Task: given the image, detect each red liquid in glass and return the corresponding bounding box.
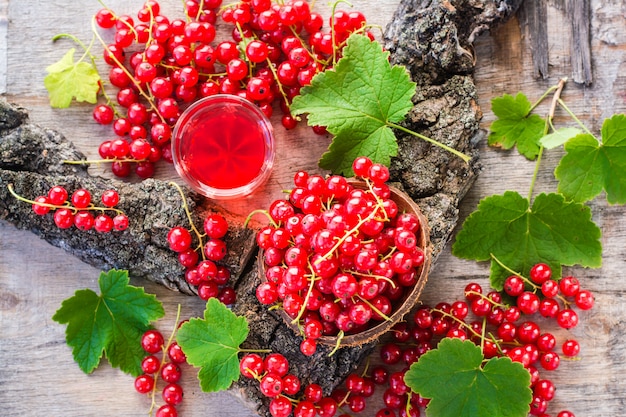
[178,103,268,190]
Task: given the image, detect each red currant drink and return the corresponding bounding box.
[172,95,275,199]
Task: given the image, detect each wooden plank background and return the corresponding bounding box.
[1,1,625,416]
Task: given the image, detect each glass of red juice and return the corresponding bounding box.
[171,94,275,199]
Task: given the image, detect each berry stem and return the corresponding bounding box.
[328,331,345,357]
[244,209,278,228]
[169,182,207,260]
[7,183,124,215]
[63,158,146,165]
[149,304,183,415]
[356,295,392,321]
[329,0,354,66]
[315,181,388,264]
[292,269,318,325]
[431,307,484,340]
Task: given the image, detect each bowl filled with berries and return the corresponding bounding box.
[253,157,431,354]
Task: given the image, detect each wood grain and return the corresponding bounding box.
[1,1,626,416]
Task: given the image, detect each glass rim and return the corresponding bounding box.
[171,94,275,200]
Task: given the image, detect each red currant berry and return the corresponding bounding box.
[529,263,552,284]
[101,190,120,207]
[204,238,227,261]
[197,281,219,300]
[167,342,187,364]
[95,8,116,28]
[74,211,95,231]
[162,382,184,406]
[562,339,580,357]
[503,275,525,296]
[281,374,301,396]
[539,351,560,371]
[161,362,182,383]
[538,298,560,318]
[167,226,193,252]
[155,405,178,417]
[93,104,115,125]
[368,163,390,185]
[53,208,75,229]
[71,188,91,209]
[134,374,155,394]
[534,379,556,401]
[556,308,579,329]
[113,214,129,231]
[260,372,284,397]
[240,353,265,378]
[48,185,69,205]
[141,355,160,374]
[264,353,289,376]
[300,338,317,356]
[517,321,541,344]
[559,276,580,297]
[464,282,483,301]
[352,156,373,177]
[269,396,292,417]
[94,214,114,233]
[246,40,269,63]
[203,213,228,238]
[141,330,164,353]
[517,291,540,315]
[380,343,402,365]
[32,196,52,215]
[575,289,595,310]
[541,279,559,298]
[536,332,557,352]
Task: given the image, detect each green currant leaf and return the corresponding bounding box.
[44,48,101,108]
[290,33,416,176]
[555,114,626,204]
[488,93,546,160]
[451,191,602,289]
[176,298,249,392]
[539,127,582,149]
[52,269,165,376]
[405,338,532,417]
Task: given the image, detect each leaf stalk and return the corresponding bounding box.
[387,121,472,163]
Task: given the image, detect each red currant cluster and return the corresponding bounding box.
[366,263,589,417]
[329,366,426,417]
[253,156,427,356]
[166,211,236,304]
[239,351,341,417]
[92,0,370,178]
[135,329,187,417]
[239,348,425,417]
[502,263,594,329]
[19,184,129,232]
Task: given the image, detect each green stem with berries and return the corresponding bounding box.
[7,183,124,215]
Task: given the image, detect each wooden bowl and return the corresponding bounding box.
[258,179,431,347]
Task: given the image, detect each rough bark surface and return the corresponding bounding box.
[384,0,521,262]
[0,100,256,295]
[0,1,524,416]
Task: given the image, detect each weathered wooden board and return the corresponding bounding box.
[1,1,626,417]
